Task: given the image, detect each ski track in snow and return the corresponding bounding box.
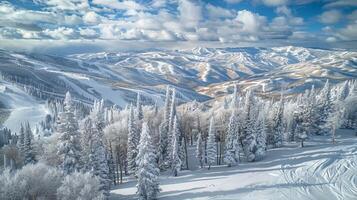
[110,129,357,200]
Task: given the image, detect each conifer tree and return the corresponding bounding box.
[23,122,36,165]
[241,90,257,162]
[255,114,267,161]
[56,92,81,174]
[165,88,176,166]
[89,123,111,198]
[224,111,239,167]
[136,122,160,200]
[136,92,144,121]
[127,104,139,175]
[158,86,171,168]
[316,80,333,134]
[196,132,204,168]
[206,117,217,169]
[171,116,181,176]
[271,96,284,148]
[179,137,187,170]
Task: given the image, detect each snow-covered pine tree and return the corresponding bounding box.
[79,117,93,171]
[255,113,267,161]
[337,80,349,101]
[127,104,139,176]
[89,122,111,198]
[196,132,204,168]
[206,117,217,169]
[158,86,171,169]
[165,88,176,167]
[136,92,144,121]
[241,90,257,162]
[136,122,160,200]
[270,95,284,148]
[171,116,181,176]
[56,92,81,174]
[23,122,36,165]
[224,111,239,167]
[316,80,333,134]
[179,137,187,170]
[17,123,25,155]
[230,85,239,109]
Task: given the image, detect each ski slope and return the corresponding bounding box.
[0,81,49,133]
[110,129,357,200]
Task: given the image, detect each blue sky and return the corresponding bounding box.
[0,0,356,54]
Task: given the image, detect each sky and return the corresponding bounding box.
[0,0,356,55]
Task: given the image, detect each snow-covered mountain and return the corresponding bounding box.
[0,46,356,109]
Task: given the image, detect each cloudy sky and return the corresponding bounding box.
[0,0,356,54]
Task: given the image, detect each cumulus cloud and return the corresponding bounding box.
[83,11,101,24]
[206,4,234,19]
[319,10,342,24]
[260,0,289,7]
[34,0,89,11]
[178,0,202,29]
[43,27,78,39]
[236,10,266,33]
[92,0,145,11]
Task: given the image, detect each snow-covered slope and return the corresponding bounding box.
[111,129,357,200]
[0,46,355,114]
[0,80,49,133]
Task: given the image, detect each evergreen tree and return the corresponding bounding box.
[196,132,204,168]
[17,123,25,154]
[271,96,284,148]
[255,114,267,161]
[241,90,257,162]
[165,88,176,167]
[337,80,349,101]
[136,122,160,200]
[179,137,187,170]
[136,92,144,121]
[89,123,111,198]
[206,117,217,169]
[171,116,181,176]
[230,84,239,109]
[56,92,81,174]
[224,111,239,167]
[158,86,171,169]
[127,104,139,175]
[316,80,333,134]
[79,117,93,171]
[23,122,36,165]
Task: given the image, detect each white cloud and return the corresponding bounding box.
[236,10,266,33]
[324,0,357,8]
[34,0,89,11]
[44,27,78,39]
[83,11,101,24]
[92,0,145,11]
[337,23,357,40]
[261,0,289,7]
[326,36,337,42]
[206,4,234,19]
[178,0,202,29]
[319,10,342,24]
[79,28,98,38]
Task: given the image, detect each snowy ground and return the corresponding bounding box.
[0,81,49,133]
[111,129,357,200]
